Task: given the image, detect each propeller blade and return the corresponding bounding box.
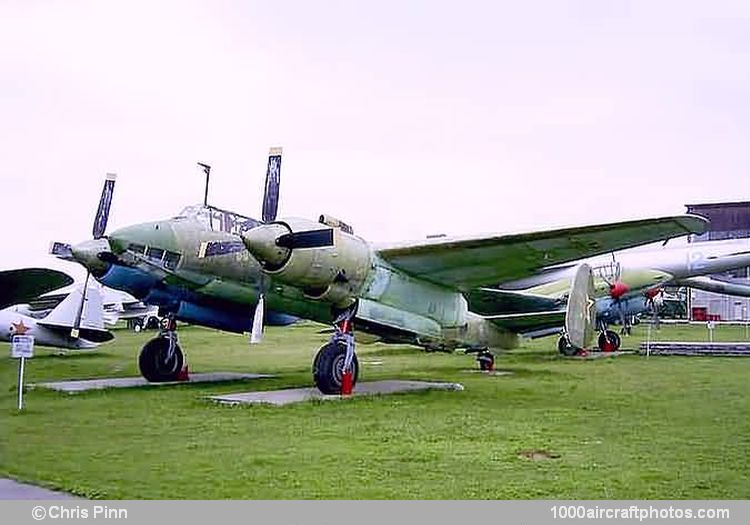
[261,147,282,223]
[250,294,264,344]
[49,241,74,261]
[197,240,246,258]
[276,228,334,249]
[92,173,117,239]
[71,271,91,338]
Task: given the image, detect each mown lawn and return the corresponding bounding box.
[1,322,749,499]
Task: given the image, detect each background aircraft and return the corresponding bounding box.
[16,284,161,331]
[485,238,750,352]
[1,269,113,350]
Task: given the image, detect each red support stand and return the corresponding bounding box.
[341,370,353,396]
[338,317,354,396]
[177,364,190,382]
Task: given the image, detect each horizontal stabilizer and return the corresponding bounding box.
[467,288,563,316]
[485,310,566,335]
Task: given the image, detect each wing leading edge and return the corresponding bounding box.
[377,215,708,291]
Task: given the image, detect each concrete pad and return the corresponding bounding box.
[35,372,273,393]
[566,351,632,360]
[212,380,464,406]
[464,369,513,376]
[0,479,80,500]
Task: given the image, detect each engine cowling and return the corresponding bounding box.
[242,217,372,308]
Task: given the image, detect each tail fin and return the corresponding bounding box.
[564,263,596,350]
[38,284,114,343]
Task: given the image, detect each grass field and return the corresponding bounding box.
[1,322,749,499]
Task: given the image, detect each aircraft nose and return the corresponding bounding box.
[71,238,112,275]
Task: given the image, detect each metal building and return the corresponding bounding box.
[686,201,750,321]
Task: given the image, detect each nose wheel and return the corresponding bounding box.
[138,314,188,382]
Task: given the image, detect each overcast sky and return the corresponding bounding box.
[1,1,748,279]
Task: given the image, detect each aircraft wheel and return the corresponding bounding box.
[138,337,184,382]
[313,341,359,395]
[557,335,578,356]
[477,351,495,371]
[597,330,621,352]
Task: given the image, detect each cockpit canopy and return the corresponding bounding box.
[174,205,261,235]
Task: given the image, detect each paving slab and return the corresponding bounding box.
[567,350,632,360]
[35,372,274,393]
[212,380,464,406]
[0,479,80,500]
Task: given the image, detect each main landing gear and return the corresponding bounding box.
[138,314,187,382]
[313,305,359,395]
[476,350,495,371]
[557,334,580,356]
[597,329,621,352]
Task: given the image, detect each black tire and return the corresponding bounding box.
[477,351,494,371]
[145,316,160,330]
[313,341,359,395]
[138,337,184,382]
[597,330,621,351]
[557,335,578,356]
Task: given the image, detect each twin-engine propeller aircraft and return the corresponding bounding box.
[486,238,750,353]
[1,268,113,349]
[195,210,706,393]
[52,150,708,392]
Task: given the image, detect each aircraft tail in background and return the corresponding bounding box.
[38,283,114,343]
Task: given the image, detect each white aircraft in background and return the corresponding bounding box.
[16,282,160,331]
[486,237,750,352]
[1,268,113,349]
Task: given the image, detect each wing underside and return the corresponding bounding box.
[0,268,74,310]
[485,310,566,337]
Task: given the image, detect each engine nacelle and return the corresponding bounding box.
[243,217,372,308]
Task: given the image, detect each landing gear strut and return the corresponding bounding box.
[138,314,186,382]
[313,304,359,395]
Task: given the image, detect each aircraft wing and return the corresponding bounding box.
[0,268,74,310]
[377,215,708,291]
